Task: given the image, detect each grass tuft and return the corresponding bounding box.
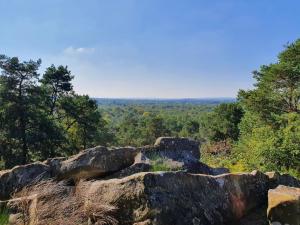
[0,205,9,225]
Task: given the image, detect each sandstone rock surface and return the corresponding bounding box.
[0,137,230,200]
[1,137,300,225]
[57,146,138,180]
[0,163,50,200]
[267,185,300,225]
[6,171,270,225]
[135,137,229,175]
[84,171,270,225]
[266,171,300,188]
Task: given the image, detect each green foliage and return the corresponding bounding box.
[236,40,300,175]
[0,55,43,166]
[201,40,300,177]
[100,103,216,146]
[0,55,111,168]
[41,64,73,115]
[150,161,181,172]
[115,111,170,146]
[239,40,300,121]
[1,39,300,179]
[60,95,112,152]
[201,148,247,173]
[200,103,244,142]
[147,153,182,172]
[235,113,300,175]
[0,205,9,225]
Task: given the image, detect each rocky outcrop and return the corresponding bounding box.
[267,185,300,225]
[0,137,214,199]
[5,171,270,225]
[84,171,270,225]
[1,137,300,225]
[0,163,51,200]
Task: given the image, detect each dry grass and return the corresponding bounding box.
[10,179,119,225]
[84,200,118,225]
[11,186,34,225]
[78,180,119,225]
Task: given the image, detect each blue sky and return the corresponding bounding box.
[1,0,300,98]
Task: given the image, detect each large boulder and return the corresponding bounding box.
[133,137,229,175]
[154,137,200,159]
[267,185,300,225]
[56,146,139,180]
[7,171,271,225]
[153,137,200,162]
[0,163,51,200]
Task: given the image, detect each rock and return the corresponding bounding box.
[0,137,228,199]
[135,137,227,175]
[138,138,199,172]
[2,137,300,225]
[0,163,51,200]
[7,171,271,225]
[44,157,66,176]
[7,180,86,225]
[187,161,230,175]
[266,171,300,188]
[57,146,138,180]
[154,137,200,159]
[210,166,230,175]
[236,205,268,225]
[267,185,300,225]
[106,163,151,179]
[83,171,269,225]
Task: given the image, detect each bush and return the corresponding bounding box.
[234,113,300,176]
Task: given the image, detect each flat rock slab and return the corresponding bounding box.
[57,146,138,180]
[83,171,269,225]
[267,185,300,225]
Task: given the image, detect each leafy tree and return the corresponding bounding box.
[116,109,141,146]
[41,65,73,115]
[0,55,112,168]
[236,40,300,174]
[60,95,107,152]
[140,113,169,145]
[236,113,300,173]
[185,120,200,134]
[200,103,244,142]
[0,55,42,166]
[238,40,300,122]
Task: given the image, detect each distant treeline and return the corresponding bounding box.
[95,98,235,106]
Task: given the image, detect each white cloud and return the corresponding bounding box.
[63,46,95,55]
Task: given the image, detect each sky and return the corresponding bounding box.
[1,0,300,98]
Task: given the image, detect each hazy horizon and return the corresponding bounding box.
[93,97,236,100]
[1,1,300,98]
